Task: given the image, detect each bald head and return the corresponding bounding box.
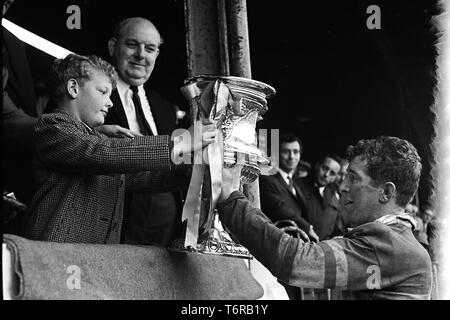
[108,17,162,86]
[112,17,163,46]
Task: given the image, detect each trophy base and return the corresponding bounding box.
[168,235,253,260]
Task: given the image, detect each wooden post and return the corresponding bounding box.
[226,0,261,210]
[226,0,252,78]
[184,0,261,270]
[217,0,230,76]
[184,0,221,77]
[184,0,261,210]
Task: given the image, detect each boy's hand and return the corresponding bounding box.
[172,119,218,157]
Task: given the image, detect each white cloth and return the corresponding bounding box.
[116,77,158,135]
[2,243,13,300]
[244,259,289,300]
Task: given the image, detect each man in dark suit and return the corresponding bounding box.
[296,155,342,241]
[259,134,319,300]
[104,17,184,246]
[293,155,343,300]
[2,0,41,237]
[259,134,319,241]
[2,3,39,206]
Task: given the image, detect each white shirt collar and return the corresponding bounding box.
[114,77,158,135]
[278,168,293,180]
[278,168,296,193]
[116,77,144,97]
[116,76,130,97]
[319,186,325,197]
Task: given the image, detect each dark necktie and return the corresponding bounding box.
[130,85,153,136]
[287,175,296,195]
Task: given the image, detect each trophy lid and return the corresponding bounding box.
[184,75,276,100]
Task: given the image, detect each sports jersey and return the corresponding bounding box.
[218,191,432,300]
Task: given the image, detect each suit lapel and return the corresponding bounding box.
[110,89,130,129]
[145,89,162,135]
[275,172,304,204]
[145,87,177,135]
[293,182,307,206]
[323,186,340,210]
[275,172,292,194]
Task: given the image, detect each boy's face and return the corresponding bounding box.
[76,70,113,128]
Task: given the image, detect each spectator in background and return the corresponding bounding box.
[422,208,434,232]
[294,154,343,299]
[406,203,429,250]
[259,133,319,300]
[259,134,319,241]
[423,209,440,299]
[295,160,311,178]
[3,0,39,208]
[336,158,349,191]
[422,209,438,259]
[296,155,342,240]
[327,157,350,239]
[426,213,440,263]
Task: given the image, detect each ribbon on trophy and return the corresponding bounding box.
[180,79,244,249]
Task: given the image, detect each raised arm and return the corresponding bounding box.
[34,113,173,175]
[217,162,399,292]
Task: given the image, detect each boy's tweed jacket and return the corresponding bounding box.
[22,111,186,244]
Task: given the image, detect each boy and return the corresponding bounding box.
[22,54,217,244]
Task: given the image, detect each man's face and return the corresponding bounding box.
[279,141,301,174]
[422,209,434,224]
[109,19,160,86]
[76,70,113,128]
[315,157,341,187]
[339,156,381,227]
[337,161,349,185]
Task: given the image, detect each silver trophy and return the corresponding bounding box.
[170,75,275,259]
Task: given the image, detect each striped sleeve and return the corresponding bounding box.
[281,237,378,290]
[218,192,380,290]
[219,193,431,296]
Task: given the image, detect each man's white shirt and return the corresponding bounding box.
[115,77,158,135]
[278,168,296,196]
[318,186,325,198]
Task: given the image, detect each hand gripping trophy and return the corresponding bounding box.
[170,75,276,259]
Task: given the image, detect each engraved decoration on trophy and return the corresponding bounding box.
[170,75,276,259]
